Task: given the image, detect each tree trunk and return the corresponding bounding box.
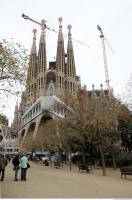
[82,148,86,164]
[111,150,116,170]
[41,149,43,165]
[69,151,72,171]
[59,149,63,167]
[48,149,52,166]
[64,151,67,165]
[100,147,106,176]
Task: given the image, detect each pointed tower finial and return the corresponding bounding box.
[33,29,37,40]
[92,84,95,90]
[58,17,63,26]
[57,17,63,42]
[33,28,37,33]
[100,83,103,90]
[67,25,72,38]
[39,19,46,45]
[31,29,37,54]
[100,83,105,98]
[91,84,97,99]
[67,25,73,49]
[41,19,46,30]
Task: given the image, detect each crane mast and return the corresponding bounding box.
[97,25,111,93]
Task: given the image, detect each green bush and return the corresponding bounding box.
[104,153,132,167]
[93,153,132,167]
[116,153,132,167]
[71,154,94,165]
[105,159,113,167]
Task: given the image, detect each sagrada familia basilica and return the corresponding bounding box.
[0,17,108,155]
[13,18,80,129]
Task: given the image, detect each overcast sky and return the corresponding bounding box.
[0,0,132,124]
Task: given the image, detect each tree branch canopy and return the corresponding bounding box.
[0,39,28,98]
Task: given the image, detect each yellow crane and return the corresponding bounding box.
[22,13,90,48]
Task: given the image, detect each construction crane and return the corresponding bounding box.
[22,13,90,48]
[97,25,114,93]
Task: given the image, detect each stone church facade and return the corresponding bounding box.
[12,18,81,131]
[26,18,80,104]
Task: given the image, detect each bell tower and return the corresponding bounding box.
[56,17,65,95]
[26,29,37,106]
[65,25,77,95]
[37,19,47,97]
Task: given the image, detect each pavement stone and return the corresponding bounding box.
[1,161,132,198]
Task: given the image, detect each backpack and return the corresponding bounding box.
[0,159,3,170]
[27,163,31,169]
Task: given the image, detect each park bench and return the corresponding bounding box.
[78,164,92,173]
[120,167,132,179]
[54,161,62,168]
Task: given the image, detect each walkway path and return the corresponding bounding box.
[1,162,132,198]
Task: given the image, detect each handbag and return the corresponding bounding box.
[27,163,31,169]
[0,160,2,170]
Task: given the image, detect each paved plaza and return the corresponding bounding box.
[0,161,132,198]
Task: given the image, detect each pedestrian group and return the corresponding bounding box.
[0,153,30,181]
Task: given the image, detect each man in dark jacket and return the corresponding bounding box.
[12,154,20,181]
[0,154,8,181]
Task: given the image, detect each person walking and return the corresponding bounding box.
[20,153,28,181]
[0,154,8,181]
[12,154,20,181]
[0,157,2,174]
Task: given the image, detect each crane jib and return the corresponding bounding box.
[21,13,90,48]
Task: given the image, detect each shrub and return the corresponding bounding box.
[116,153,132,167]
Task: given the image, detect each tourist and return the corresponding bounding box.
[45,156,49,166]
[0,154,8,181]
[7,155,11,163]
[41,156,46,165]
[0,157,2,171]
[20,153,28,181]
[12,154,20,181]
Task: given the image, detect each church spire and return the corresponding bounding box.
[58,17,63,41]
[31,29,37,55]
[26,29,37,106]
[67,25,76,78]
[12,101,19,132]
[27,29,37,81]
[56,17,65,73]
[38,19,47,74]
[56,17,65,95]
[65,25,77,95]
[37,19,47,97]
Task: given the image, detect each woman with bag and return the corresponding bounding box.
[12,154,20,181]
[0,155,8,181]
